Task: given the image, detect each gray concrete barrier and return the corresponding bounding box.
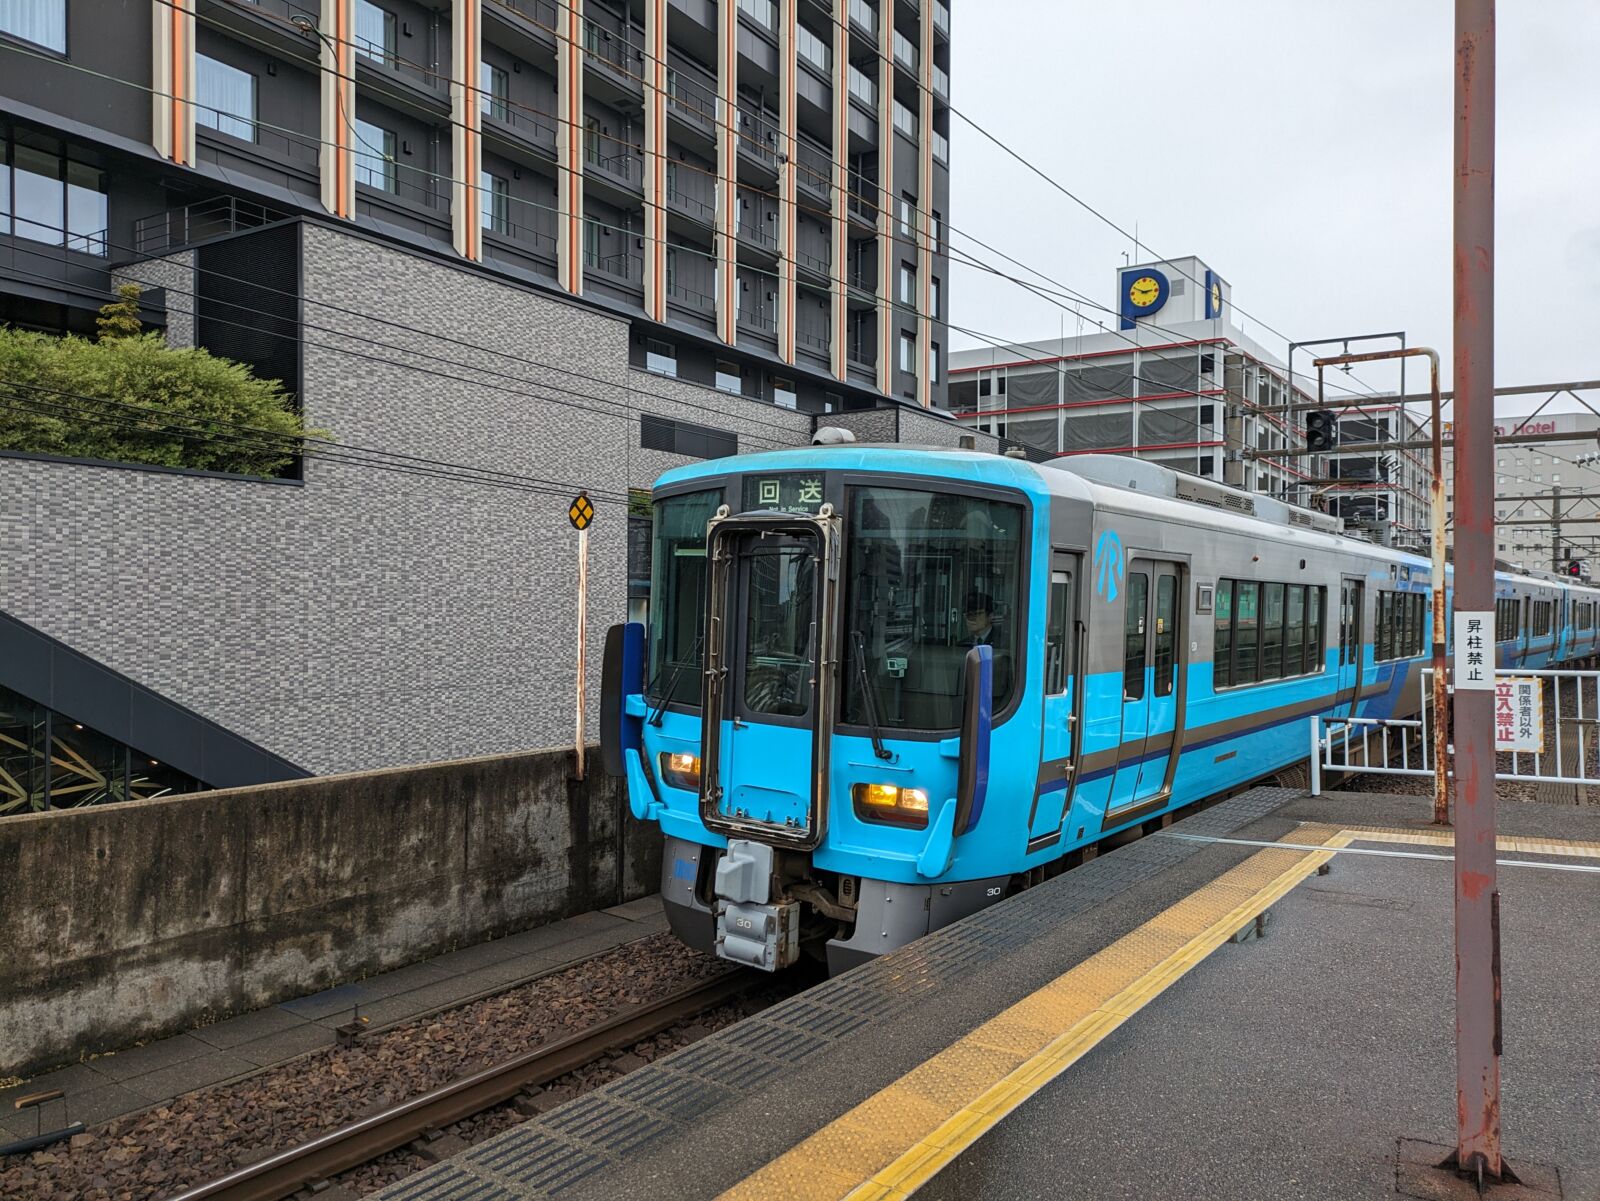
[0,747,660,1078]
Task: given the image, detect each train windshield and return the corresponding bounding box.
[647,489,722,709]
[843,486,1024,731]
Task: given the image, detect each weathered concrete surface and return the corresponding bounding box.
[0,746,660,1077]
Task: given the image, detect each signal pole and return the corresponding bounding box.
[1550,484,1562,573]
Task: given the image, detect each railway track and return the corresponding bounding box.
[167,970,753,1201]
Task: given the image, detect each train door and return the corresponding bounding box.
[1028,551,1080,842]
[1337,578,1364,716]
[1107,559,1183,819]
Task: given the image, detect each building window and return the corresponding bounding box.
[930,275,940,318]
[0,0,65,52]
[898,193,914,237]
[195,54,256,142]
[898,262,914,305]
[930,209,942,249]
[480,170,509,234]
[353,118,396,191]
[892,100,917,140]
[665,246,677,293]
[2,139,107,256]
[930,342,940,384]
[715,360,742,394]
[773,377,797,410]
[641,413,737,459]
[355,0,396,63]
[582,218,600,264]
[796,23,829,71]
[480,62,510,121]
[645,338,677,377]
[899,331,915,375]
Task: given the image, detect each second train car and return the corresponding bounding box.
[601,443,1600,973]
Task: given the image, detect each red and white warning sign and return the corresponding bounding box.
[1493,676,1543,754]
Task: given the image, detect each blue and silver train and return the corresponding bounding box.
[600,442,1600,973]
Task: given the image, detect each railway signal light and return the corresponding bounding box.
[1305,410,1335,452]
[1569,560,1584,578]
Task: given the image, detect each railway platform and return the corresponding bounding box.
[379,785,1600,1201]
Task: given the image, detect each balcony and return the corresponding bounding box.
[797,24,830,73]
[494,0,559,29]
[739,215,779,252]
[133,196,288,256]
[892,30,917,71]
[585,248,640,281]
[666,182,716,223]
[585,143,642,188]
[484,217,558,264]
[932,130,949,163]
[797,140,833,200]
[797,328,831,354]
[796,247,830,277]
[583,22,641,89]
[933,0,949,37]
[738,304,776,333]
[892,100,917,141]
[667,279,716,313]
[849,0,877,38]
[738,0,777,32]
[737,110,780,167]
[482,104,558,156]
[847,65,877,109]
[666,67,718,137]
[933,63,949,98]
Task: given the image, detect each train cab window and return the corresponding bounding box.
[741,542,815,717]
[647,488,723,709]
[841,486,1024,730]
[1233,581,1260,685]
[1045,568,1072,695]
[1123,573,1149,700]
[1152,573,1177,697]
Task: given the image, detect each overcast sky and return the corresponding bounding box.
[947,1,1600,413]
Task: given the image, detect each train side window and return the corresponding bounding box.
[1214,580,1234,689]
[1375,593,1392,661]
[1123,572,1148,700]
[1045,568,1072,695]
[1233,581,1260,685]
[1153,573,1177,697]
[1284,585,1306,677]
[1260,582,1285,679]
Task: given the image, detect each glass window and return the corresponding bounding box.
[480,62,510,121]
[899,331,915,375]
[796,23,830,70]
[480,170,508,233]
[647,490,722,709]
[353,118,395,191]
[898,262,914,304]
[1233,581,1260,685]
[1306,586,1323,670]
[773,377,797,410]
[1122,572,1149,700]
[1214,580,1233,688]
[196,54,256,141]
[715,361,741,394]
[1260,582,1285,679]
[742,541,815,716]
[931,342,940,385]
[898,193,913,236]
[1284,585,1306,677]
[645,338,677,377]
[843,487,1025,729]
[12,143,62,245]
[930,276,940,318]
[64,159,106,255]
[0,0,65,52]
[355,0,396,63]
[1152,573,1176,697]
[1045,568,1072,695]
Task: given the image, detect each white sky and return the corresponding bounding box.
[946,1,1600,414]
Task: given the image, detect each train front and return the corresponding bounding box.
[600,444,1072,974]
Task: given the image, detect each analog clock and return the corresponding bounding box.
[1128,275,1161,308]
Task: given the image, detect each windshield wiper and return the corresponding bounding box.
[648,634,703,728]
[852,631,893,760]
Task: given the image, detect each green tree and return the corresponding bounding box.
[96,282,145,341]
[0,314,322,477]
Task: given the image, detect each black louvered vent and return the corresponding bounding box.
[196,222,302,399]
[640,414,737,460]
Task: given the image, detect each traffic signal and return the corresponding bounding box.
[1305,410,1335,452]
[1569,560,1584,578]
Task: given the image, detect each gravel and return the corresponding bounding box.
[0,933,750,1201]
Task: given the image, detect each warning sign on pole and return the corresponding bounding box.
[1453,611,1493,690]
[1493,676,1543,753]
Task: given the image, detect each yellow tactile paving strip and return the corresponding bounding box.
[717,823,1355,1201]
[1341,825,1600,860]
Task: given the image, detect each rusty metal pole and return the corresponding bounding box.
[1312,347,1448,825]
[1452,0,1503,1182]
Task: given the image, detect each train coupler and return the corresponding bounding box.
[712,839,802,971]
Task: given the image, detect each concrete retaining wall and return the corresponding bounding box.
[0,746,659,1077]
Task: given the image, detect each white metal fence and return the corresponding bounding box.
[1310,668,1600,795]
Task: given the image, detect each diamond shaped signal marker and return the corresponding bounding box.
[568,493,594,531]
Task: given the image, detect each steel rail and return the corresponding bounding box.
[167,971,751,1201]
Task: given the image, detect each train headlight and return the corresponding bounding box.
[659,752,701,791]
[853,782,930,828]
